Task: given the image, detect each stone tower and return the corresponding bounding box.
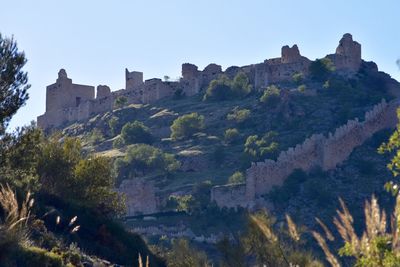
[327,33,362,73]
[281,45,301,63]
[125,68,144,90]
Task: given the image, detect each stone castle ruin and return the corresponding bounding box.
[36,33,387,215]
[37,33,362,130]
[211,99,400,208]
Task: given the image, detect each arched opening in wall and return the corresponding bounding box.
[76,97,81,107]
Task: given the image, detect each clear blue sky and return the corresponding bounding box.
[2,0,399,130]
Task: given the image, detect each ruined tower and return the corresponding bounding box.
[125,69,144,90]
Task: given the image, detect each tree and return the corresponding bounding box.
[37,136,124,216]
[0,34,30,135]
[115,144,179,178]
[227,108,251,127]
[203,72,252,101]
[114,96,128,108]
[170,112,204,140]
[73,156,124,215]
[0,124,43,193]
[309,58,335,81]
[244,131,279,162]
[292,72,304,85]
[228,171,245,184]
[120,121,153,145]
[224,128,240,144]
[203,75,232,101]
[232,72,253,97]
[260,85,281,108]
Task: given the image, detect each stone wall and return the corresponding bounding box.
[118,178,159,216]
[38,33,363,130]
[211,99,400,208]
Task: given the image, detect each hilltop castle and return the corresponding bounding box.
[37,33,362,130]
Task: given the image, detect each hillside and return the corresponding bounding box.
[33,33,400,265]
[57,59,400,232]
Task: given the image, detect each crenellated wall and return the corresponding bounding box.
[211,99,400,208]
[38,33,364,130]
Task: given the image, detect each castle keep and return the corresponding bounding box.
[37,33,362,130]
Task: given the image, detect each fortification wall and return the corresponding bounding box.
[38,33,364,130]
[118,178,159,216]
[210,183,248,208]
[211,99,399,208]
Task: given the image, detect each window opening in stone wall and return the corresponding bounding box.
[76,97,81,107]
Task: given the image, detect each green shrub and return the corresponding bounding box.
[203,72,252,101]
[228,171,245,184]
[166,195,194,213]
[18,246,63,267]
[204,75,232,101]
[309,57,335,81]
[108,116,119,136]
[260,85,281,108]
[170,113,205,140]
[37,137,124,216]
[227,108,251,126]
[224,128,240,144]
[114,96,128,108]
[231,72,253,97]
[292,72,304,84]
[120,121,153,145]
[115,144,180,179]
[298,84,307,93]
[244,131,279,161]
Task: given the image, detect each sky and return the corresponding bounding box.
[2,0,400,130]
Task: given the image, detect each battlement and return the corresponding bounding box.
[38,33,364,130]
[211,99,400,208]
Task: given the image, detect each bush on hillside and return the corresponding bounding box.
[170,112,205,140]
[37,137,124,216]
[120,120,153,145]
[203,72,252,101]
[309,57,335,81]
[227,108,251,127]
[292,72,304,84]
[259,85,281,108]
[114,96,128,108]
[224,128,240,144]
[115,144,180,179]
[228,171,245,184]
[244,131,279,162]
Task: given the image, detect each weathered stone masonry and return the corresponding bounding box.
[211,99,400,208]
[38,33,362,131]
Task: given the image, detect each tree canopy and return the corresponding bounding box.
[170,112,205,140]
[0,34,30,135]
